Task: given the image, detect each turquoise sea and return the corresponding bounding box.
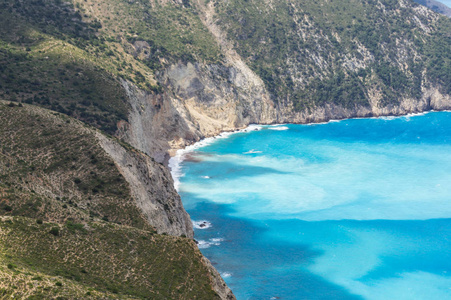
[171,112,451,300]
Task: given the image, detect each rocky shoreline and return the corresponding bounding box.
[115,63,451,300]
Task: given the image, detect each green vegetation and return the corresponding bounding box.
[214,0,451,109]
[1,0,450,122]
[424,17,451,95]
[0,0,130,133]
[0,0,222,133]
[0,102,148,229]
[110,0,223,65]
[1,0,451,297]
[0,102,220,299]
[0,216,219,299]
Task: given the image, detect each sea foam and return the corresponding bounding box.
[193,220,212,229]
[268,126,289,131]
[177,112,451,300]
[197,238,224,249]
[169,124,264,191]
[244,149,263,154]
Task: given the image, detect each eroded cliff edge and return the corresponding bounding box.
[3,0,451,298]
[115,30,451,300]
[118,62,451,161]
[118,0,451,159]
[97,132,194,238]
[113,5,451,297]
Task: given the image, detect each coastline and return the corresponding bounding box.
[168,109,446,189]
[168,124,263,191]
[173,110,450,296]
[166,108,451,299]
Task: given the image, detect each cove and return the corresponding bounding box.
[171,112,451,300]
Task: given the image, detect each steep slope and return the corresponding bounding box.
[1,0,451,298]
[0,100,191,236]
[120,0,451,160]
[0,101,234,299]
[2,0,451,158]
[208,0,451,111]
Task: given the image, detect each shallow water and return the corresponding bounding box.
[173,112,451,300]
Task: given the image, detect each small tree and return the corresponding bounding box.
[49,227,60,236]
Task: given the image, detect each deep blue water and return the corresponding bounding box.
[173,112,451,300]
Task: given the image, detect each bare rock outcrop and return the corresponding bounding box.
[118,0,451,159]
[202,256,235,300]
[119,60,277,161]
[120,65,451,160]
[96,132,194,238]
[112,4,451,299]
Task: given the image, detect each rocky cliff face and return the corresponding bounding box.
[118,62,276,160]
[101,114,237,297]
[97,132,194,238]
[120,68,451,161]
[202,256,236,300]
[116,0,451,160]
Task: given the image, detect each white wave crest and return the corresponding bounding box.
[244,149,263,154]
[197,237,224,249]
[169,124,263,191]
[210,238,224,243]
[268,126,289,131]
[245,124,263,131]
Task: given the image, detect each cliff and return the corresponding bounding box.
[97,132,193,237]
[1,0,451,298]
[0,101,233,299]
[115,0,451,157]
[118,64,451,162]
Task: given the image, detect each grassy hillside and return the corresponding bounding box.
[0,101,147,228]
[0,0,222,133]
[1,0,451,297]
[0,101,220,299]
[213,0,451,110]
[0,216,218,299]
[1,0,451,125]
[0,0,129,133]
